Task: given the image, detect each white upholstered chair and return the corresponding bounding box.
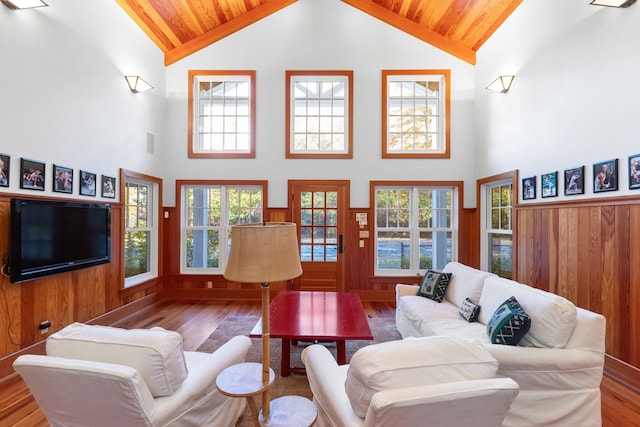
[302,336,519,427]
[13,322,252,427]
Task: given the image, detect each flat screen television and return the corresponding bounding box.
[9,198,111,284]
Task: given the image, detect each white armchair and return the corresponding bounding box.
[13,323,252,427]
[302,336,519,427]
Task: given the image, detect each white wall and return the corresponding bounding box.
[475,0,640,203]
[0,0,165,201]
[164,0,477,208]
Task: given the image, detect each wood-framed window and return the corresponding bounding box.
[372,181,460,275]
[382,70,450,159]
[286,70,353,159]
[188,70,256,158]
[179,180,266,274]
[480,173,515,280]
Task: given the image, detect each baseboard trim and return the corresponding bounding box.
[604,354,640,394]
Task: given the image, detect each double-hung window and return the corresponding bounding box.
[188,70,256,158]
[123,171,160,288]
[374,184,457,275]
[286,70,353,159]
[481,181,513,279]
[382,70,450,158]
[180,182,264,274]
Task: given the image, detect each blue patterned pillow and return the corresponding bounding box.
[487,296,531,345]
[459,297,481,322]
[417,270,452,303]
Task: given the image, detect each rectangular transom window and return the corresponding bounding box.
[382,70,450,159]
[374,184,457,275]
[286,71,353,159]
[180,183,264,274]
[188,70,256,158]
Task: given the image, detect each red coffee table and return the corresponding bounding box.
[251,291,373,376]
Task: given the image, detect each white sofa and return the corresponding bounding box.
[396,262,606,427]
[14,322,252,427]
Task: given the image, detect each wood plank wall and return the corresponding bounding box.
[516,196,640,375]
[0,195,157,361]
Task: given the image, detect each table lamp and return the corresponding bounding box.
[223,222,303,421]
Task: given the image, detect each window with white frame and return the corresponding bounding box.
[374,185,456,275]
[286,71,353,158]
[382,70,450,158]
[124,174,159,288]
[188,70,255,158]
[481,181,513,279]
[181,183,263,274]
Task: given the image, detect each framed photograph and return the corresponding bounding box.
[522,176,536,200]
[80,170,97,196]
[564,166,584,196]
[20,158,45,191]
[541,171,558,198]
[53,164,73,194]
[101,175,116,198]
[628,154,640,190]
[0,153,10,187]
[593,159,618,193]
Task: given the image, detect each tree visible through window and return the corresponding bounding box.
[181,183,263,274]
[374,185,456,275]
[487,183,513,279]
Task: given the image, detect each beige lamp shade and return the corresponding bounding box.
[224,222,302,283]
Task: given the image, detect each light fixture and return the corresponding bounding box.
[590,0,636,7]
[1,0,47,9]
[486,75,515,94]
[124,75,153,93]
[223,222,304,422]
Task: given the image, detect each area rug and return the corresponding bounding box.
[197,315,401,426]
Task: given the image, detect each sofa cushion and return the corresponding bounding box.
[487,296,531,345]
[46,322,188,397]
[345,336,499,418]
[417,270,452,302]
[442,262,495,308]
[478,277,577,348]
[459,297,481,322]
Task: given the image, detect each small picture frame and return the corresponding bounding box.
[53,164,73,194]
[564,166,584,196]
[80,170,97,196]
[541,171,558,198]
[20,158,45,191]
[101,175,116,198]
[628,154,640,190]
[0,153,10,187]
[593,159,618,193]
[522,176,536,200]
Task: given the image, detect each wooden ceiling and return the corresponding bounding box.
[115,0,523,66]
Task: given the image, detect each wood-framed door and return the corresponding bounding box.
[289,180,348,292]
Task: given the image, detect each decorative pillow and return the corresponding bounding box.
[487,296,531,346]
[417,270,452,302]
[459,297,481,322]
[46,322,188,397]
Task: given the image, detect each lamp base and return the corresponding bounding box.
[259,395,317,426]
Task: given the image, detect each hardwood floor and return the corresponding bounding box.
[0,299,638,426]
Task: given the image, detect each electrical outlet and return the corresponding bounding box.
[39,320,51,334]
[206,281,213,288]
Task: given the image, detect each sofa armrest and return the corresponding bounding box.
[363,378,518,427]
[395,284,419,305]
[302,344,364,427]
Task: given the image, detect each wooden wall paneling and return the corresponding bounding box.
[576,208,591,309]
[601,205,618,358]
[615,205,630,362]
[631,205,640,368]
[588,206,603,317]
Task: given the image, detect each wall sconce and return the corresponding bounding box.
[125,75,153,93]
[486,75,515,94]
[590,0,636,7]
[1,0,48,9]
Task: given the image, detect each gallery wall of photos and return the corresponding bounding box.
[0,153,116,199]
[522,154,640,201]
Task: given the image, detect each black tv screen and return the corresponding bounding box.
[9,198,111,283]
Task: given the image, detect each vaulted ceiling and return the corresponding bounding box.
[114,0,523,66]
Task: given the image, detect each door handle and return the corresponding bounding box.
[338,235,343,254]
